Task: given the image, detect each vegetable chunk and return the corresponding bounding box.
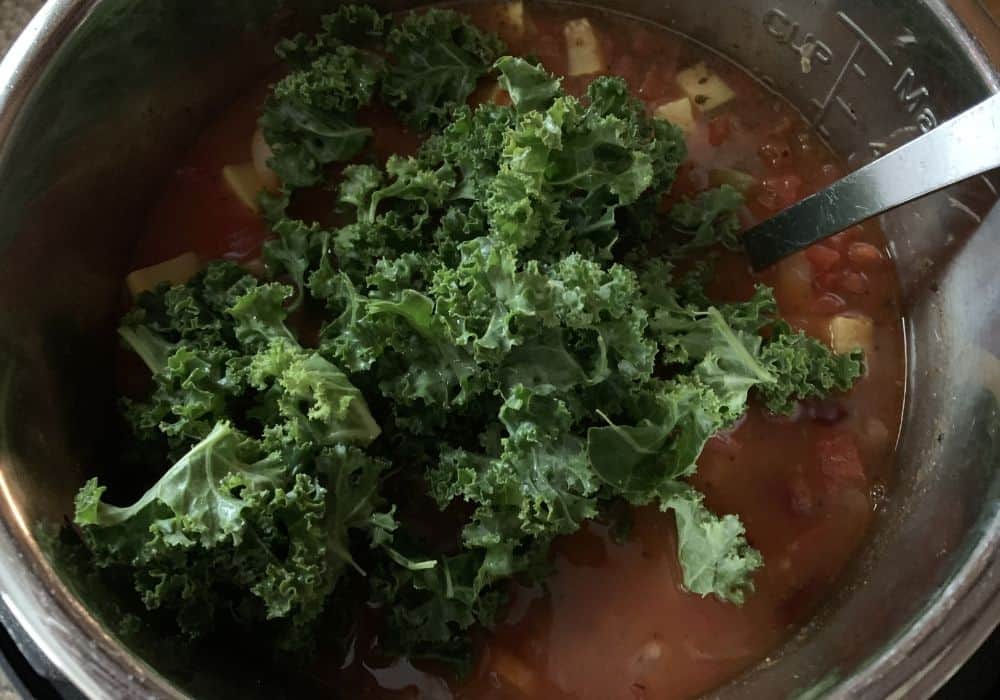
[564,18,606,76]
[498,0,527,39]
[655,97,695,132]
[677,61,735,112]
[222,163,263,212]
[125,252,200,297]
[830,314,875,355]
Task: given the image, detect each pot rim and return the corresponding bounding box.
[0,2,996,699]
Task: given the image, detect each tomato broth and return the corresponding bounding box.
[130,2,905,698]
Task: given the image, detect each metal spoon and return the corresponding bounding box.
[743,92,1000,270]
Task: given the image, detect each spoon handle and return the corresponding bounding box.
[743,91,1000,270]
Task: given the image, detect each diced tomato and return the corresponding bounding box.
[759,174,803,211]
[804,244,841,271]
[813,269,869,296]
[847,242,884,267]
[817,433,866,484]
[755,187,779,212]
[809,292,847,314]
[707,115,732,146]
[758,136,792,169]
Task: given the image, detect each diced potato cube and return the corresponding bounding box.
[829,314,874,355]
[491,650,536,694]
[126,252,200,298]
[775,252,813,313]
[676,62,735,112]
[498,0,526,38]
[564,18,606,76]
[222,163,263,213]
[251,128,281,192]
[654,97,695,132]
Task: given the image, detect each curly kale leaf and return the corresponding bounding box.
[669,184,744,252]
[758,321,865,413]
[664,487,763,604]
[485,71,685,257]
[431,386,599,544]
[260,101,372,190]
[76,423,283,555]
[262,217,332,305]
[372,550,509,676]
[262,13,386,189]
[275,5,388,68]
[651,284,864,415]
[76,423,388,640]
[272,46,384,115]
[494,56,561,113]
[120,264,380,457]
[585,378,762,605]
[382,9,506,131]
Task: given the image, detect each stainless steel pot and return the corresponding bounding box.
[0,1,997,698]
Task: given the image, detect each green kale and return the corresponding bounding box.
[75,423,388,642]
[650,284,863,415]
[494,56,562,113]
[119,263,379,458]
[275,5,387,68]
[758,320,865,413]
[664,487,763,604]
[484,63,686,258]
[260,6,388,190]
[669,184,745,252]
[382,9,506,131]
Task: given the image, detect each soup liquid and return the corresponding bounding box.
[130,3,905,698]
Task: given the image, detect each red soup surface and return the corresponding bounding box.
[129,2,905,698]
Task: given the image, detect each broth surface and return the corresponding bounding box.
[130,3,905,698]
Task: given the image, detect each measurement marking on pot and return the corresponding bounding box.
[837,12,893,66]
[762,9,940,147]
[836,96,858,123]
[810,40,860,135]
[894,67,938,131]
[762,8,833,66]
[808,13,893,135]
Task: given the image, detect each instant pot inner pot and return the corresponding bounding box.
[0,1,997,698]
